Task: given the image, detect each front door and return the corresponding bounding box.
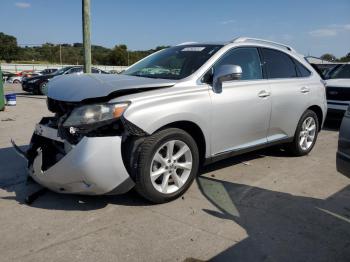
[208,47,272,156]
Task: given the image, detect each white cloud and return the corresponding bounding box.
[15,2,31,8]
[309,24,350,37]
[220,19,236,25]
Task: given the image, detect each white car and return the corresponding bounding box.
[325,64,350,114]
[7,75,23,84]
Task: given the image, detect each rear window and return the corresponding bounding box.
[294,59,311,77]
[261,48,298,79]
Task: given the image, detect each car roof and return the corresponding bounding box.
[177,37,299,55]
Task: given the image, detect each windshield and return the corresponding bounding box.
[123,45,222,80]
[53,67,70,76]
[328,64,350,79]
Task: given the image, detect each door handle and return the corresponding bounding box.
[258,90,271,98]
[300,86,310,93]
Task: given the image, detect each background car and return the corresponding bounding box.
[1,71,16,82]
[325,63,350,117]
[337,105,350,178]
[7,75,23,84]
[38,68,58,75]
[22,66,109,95]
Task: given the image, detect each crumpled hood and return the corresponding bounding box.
[47,74,176,102]
[325,79,350,88]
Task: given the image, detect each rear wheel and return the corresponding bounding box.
[132,128,199,203]
[13,79,20,84]
[287,110,319,156]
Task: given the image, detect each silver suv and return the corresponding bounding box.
[15,37,327,203]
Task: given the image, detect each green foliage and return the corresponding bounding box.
[0,32,19,62]
[0,32,169,65]
[339,52,350,62]
[320,53,337,62]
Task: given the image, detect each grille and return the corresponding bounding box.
[326,86,350,101]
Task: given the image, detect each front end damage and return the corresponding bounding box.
[14,98,146,195]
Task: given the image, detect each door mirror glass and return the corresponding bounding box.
[213,65,242,93]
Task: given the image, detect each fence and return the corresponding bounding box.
[0,63,128,73]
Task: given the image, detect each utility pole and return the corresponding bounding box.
[59,44,62,65]
[82,0,91,73]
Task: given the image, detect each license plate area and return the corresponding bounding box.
[35,124,64,143]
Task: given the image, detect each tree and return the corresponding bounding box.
[0,32,19,62]
[339,52,350,62]
[320,53,336,62]
[108,44,128,65]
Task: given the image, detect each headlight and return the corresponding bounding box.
[63,102,130,128]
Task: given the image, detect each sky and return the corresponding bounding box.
[0,0,349,57]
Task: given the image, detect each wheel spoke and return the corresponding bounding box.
[172,171,184,188]
[166,141,175,159]
[161,173,170,193]
[300,136,305,148]
[151,167,166,181]
[308,124,316,132]
[175,162,192,170]
[173,145,189,160]
[154,153,167,166]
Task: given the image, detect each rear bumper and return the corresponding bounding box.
[15,121,135,195]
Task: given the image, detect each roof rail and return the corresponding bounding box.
[231,37,295,52]
[176,42,198,46]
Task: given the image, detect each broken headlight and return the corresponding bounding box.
[62,102,130,128]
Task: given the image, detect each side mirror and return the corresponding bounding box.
[213,65,242,93]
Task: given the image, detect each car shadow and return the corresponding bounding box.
[196,175,350,262]
[0,143,296,211]
[15,92,46,99]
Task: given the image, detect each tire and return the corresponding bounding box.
[39,81,48,95]
[130,128,199,203]
[13,79,20,84]
[286,110,319,156]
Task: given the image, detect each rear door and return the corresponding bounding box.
[260,48,312,141]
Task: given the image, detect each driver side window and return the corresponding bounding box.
[214,47,263,80]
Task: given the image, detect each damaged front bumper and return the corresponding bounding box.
[13,119,135,195]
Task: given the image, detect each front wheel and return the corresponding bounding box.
[132,128,199,203]
[39,81,48,95]
[286,110,319,156]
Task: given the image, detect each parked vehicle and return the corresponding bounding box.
[22,66,108,95]
[13,37,327,203]
[1,71,16,82]
[325,63,350,116]
[337,105,350,178]
[39,68,58,75]
[7,75,23,84]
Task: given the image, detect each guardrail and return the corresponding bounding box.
[0,63,128,73]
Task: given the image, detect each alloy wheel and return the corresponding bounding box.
[299,116,316,151]
[150,140,193,194]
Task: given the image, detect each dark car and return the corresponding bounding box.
[22,66,108,95]
[39,68,58,75]
[337,105,350,178]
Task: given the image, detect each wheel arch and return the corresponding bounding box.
[307,105,323,131]
[153,120,207,164]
